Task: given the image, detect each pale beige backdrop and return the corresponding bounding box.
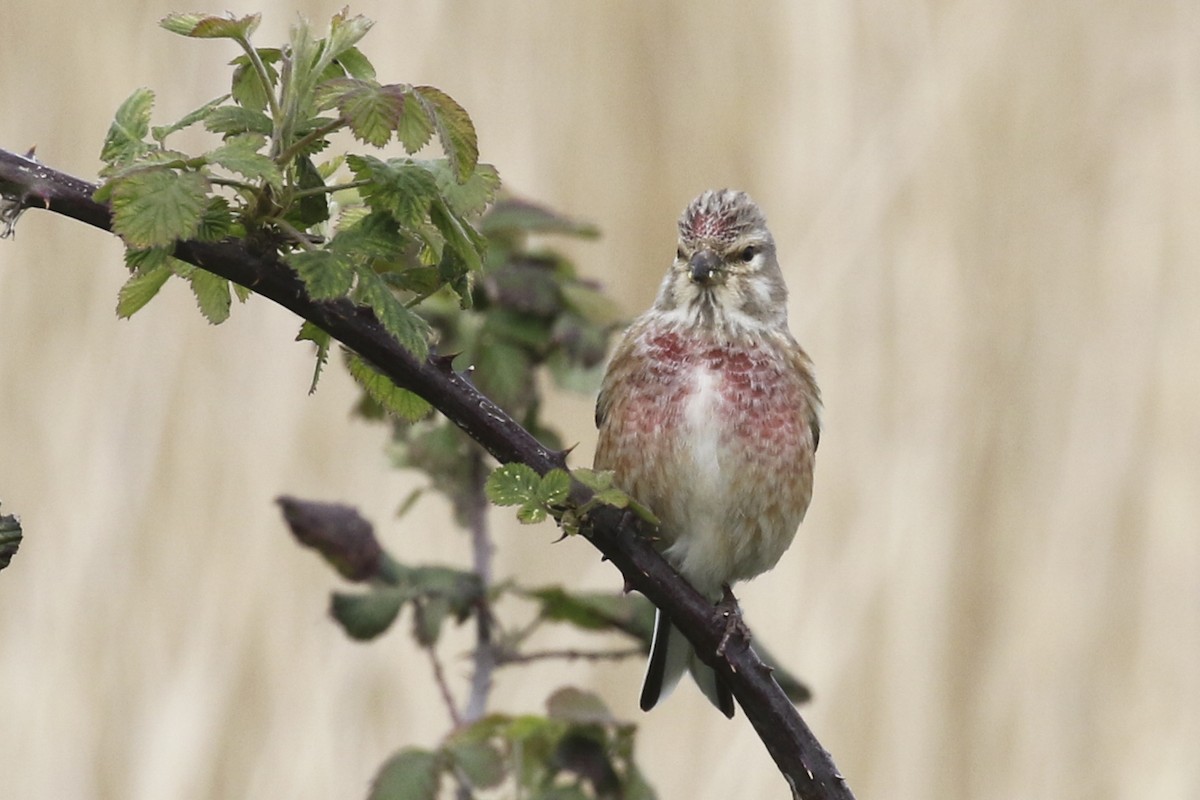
[2,2,1198,799]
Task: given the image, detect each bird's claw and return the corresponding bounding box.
[714,584,750,658]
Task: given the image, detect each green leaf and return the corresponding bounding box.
[196,197,234,241]
[395,90,435,154]
[331,589,406,641]
[516,503,548,525]
[229,49,281,111]
[481,197,600,239]
[116,261,172,318]
[323,10,375,66]
[412,86,478,182]
[296,321,331,394]
[546,687,614,725]
[446,741,505,789]
[292,156,331,227]
[560,284,624,327]
[189,269,232,324]
[329,80,404,147]
[109,168,209,249]
[0,503,20,573]
[204,133,282,188]
[485,464,540,507]
[160,12,261,40]
[355,269,431,358]
[336,46,376,80]
[346,155,440,228]
[204,105,274,136]
[413,594,451,645]
[151,94,230,143]
[525,587,648,636]
[424,160,501,218]
[347,354,433,421]
[538,469,571,505]
[369,749,441,800]
[430,199,483,273]
[100,87,154,167]
[287,249,354,299]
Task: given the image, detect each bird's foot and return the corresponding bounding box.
[715,584,750,658]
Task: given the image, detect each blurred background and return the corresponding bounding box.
[2,2,1198,798]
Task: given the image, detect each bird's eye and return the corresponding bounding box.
[739,246,757,262]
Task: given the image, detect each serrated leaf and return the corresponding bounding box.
[591,488,630,509]
[331,589,406,641]
[331,80,404,147]
[538,469,572,505]
[412,86,478,181]
[296,321,331,394]
[196,197,233,241]
[430,199,483,273]
[109,168,208,249]
[571,468,614,492]
[116,261,172,319]
[355,269,431,358]
[189,269,232,324]
[288,250,354,299]
[161,12,261,40]
[336,46,376,80]
[347,354,433,421]
[423,160,500,218]
[516,503,548,525]
[204,105,274,136]
[346,155,440,228]
[369,749,441,800]
[446,741,505,789]
[485,464,540,507]
[204,133,282,188]
[292,156,330,227]
[324,10,374,65]
[395,90,435,154]
[100,87,154,167]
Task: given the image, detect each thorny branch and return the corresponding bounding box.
[0,147,855,800]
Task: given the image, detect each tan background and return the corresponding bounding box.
[2,2,1198,798]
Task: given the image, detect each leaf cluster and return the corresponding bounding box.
[370,688,654,800]
[97,10,493,357]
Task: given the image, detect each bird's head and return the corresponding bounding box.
[654,189,789,334]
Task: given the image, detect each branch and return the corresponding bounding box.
[0,147,855,800]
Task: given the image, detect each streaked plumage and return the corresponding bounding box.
[594,189,820,718]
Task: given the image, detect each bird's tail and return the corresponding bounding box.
[640,608,735,718]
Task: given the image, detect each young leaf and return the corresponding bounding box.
[109,168,209,249]
[229,49,281,111]
[538,469,572,505]
[485,464,540,507]
[287,250,354,300]
[292,156,331,227]
[347,354,433,421]
[331,589,406,641]
[189,269,232,324]
[196,197,234,241]
[99,87,155,167]
[346,155,440,228]
[151,94,230,143]
[423,160,501,218]
[412,86,478,182]
[327,80,404,147]
[516,503,548,525]
[116,262,172,319]
[204,105,274,136]
[336,46,376,80]
[160,12,261,40]
[355,268,432,358]
[296,321,331,393]
[430,199,483,273]
[322,10,375,67]
[395,90,435,154]
[204,133,282,188]
[369,749,441,800]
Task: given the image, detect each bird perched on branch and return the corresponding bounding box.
[594,189,820,717]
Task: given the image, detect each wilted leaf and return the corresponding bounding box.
[277,496,383,582]
[160,12,261,40]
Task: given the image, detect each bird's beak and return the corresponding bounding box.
[688,249,721,285]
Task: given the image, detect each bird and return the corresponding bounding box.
[593,189,820,718]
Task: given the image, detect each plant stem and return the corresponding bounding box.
[462,447,496,723]
[274,116,347,167]
[425,641,463,728]
[290,179,370,198]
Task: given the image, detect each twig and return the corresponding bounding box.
[0,147,856,800]
[424,642,463,728]
[496,646,644,666]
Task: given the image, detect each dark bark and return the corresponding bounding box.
[0,147,855,800]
